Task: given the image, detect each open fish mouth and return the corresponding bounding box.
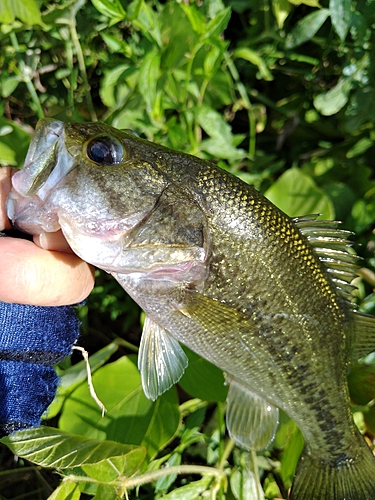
[6,119,74,234]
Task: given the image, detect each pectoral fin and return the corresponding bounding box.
[226,377,279,451]
[138,316,188,401]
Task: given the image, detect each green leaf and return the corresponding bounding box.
[285,9,330,49]
[90,0,126,23]
[314,76,352,116]
[0,140,17,165]
[195,106,246,160]
[179,3,206,34]
[279,424,304,489]
[47,341,120,419]
[272,0,292,28]
[59,356,181,459]
[0,117,30,167]
[0,0,42,24]
[161,476,213,499]
[233,48,273,81]
[92,484,119,500]
[205,7,231,38]
[329,0,351,41]
[288,0,321,5]
[138,50,161,113]
[346,137,373,158]
[348,364,375,406]
[47,480,80,500]
[1,76,20,98]
[82,452,144,481]
[129,0,162,47]
[230,468,264,500]
[179,346,228,402]
[265,168,334,219]
[0,427,146,472]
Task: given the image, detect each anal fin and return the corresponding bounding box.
[226,376,279,451]
[138,316,188,401]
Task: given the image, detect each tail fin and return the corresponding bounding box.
[290,442,375,500]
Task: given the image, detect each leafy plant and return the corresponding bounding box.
[1,0,375,498]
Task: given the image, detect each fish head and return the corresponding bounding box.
[6,119,171,269]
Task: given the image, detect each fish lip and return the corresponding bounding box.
[6,119,71,234]
[24,119,64,169]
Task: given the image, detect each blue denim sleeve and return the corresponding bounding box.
[0,302,80,436]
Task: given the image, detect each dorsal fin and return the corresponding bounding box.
[293,215,360,307]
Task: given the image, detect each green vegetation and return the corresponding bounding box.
[1,0,375,498]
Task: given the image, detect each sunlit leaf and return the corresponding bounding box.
[161,476,213,499]
[285,9,330,48]
[233,48,273,81]
[279,424,304,488]
[47,480,80,500]
[138,50,161,113]
[0,426,146,472]
[48,341,120,419]
[0,0,42,24]
[90,0,126,23]
[272,0,292,28]
[59,356,181,459]
[205,7,231,38]
[314,76,352,116]
[265,168,334,219]
[329,0,351,41]
[230,468,264,500]
[92,484,119,500]
[288,0,321,5]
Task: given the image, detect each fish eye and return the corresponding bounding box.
[86,136,123,165]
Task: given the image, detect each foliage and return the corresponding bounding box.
[1,0,375,498]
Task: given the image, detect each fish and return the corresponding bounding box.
[6,118,375,499]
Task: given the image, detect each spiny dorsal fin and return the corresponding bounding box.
[138,316,188,401]
[226,376,279,451]
[293,215,360,306]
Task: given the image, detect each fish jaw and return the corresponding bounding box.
[6,119,75,234]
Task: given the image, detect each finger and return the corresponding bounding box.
[33,230,74,253]
[0,238,95,306]
[0,167,13,231]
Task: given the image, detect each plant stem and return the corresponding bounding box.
[10,33,44,119]
[124,464,222,488]
[69,13,97,121]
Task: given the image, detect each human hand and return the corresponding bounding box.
[0,166,95,306]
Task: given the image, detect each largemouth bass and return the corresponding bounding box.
[7,119,375,499]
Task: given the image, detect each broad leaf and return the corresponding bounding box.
[0,426,146,472]
[265,168,334,219]
[48,341,120,419]
[0,0,42,24]
[90,0,126,23]
[314,76,352,116]
[179,346,228,402]
[329,0,351,41]
[138,50,161,113]
[47,480,80,500]
[59,356,181,459]
[285,9,330,49]
[272,0,292,28]
[161,476,213,499]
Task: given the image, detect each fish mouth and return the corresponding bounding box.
[6,119,74,234]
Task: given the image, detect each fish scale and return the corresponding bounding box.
[7,118,375,499]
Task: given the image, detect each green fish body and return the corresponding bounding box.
[7,119,375,499]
